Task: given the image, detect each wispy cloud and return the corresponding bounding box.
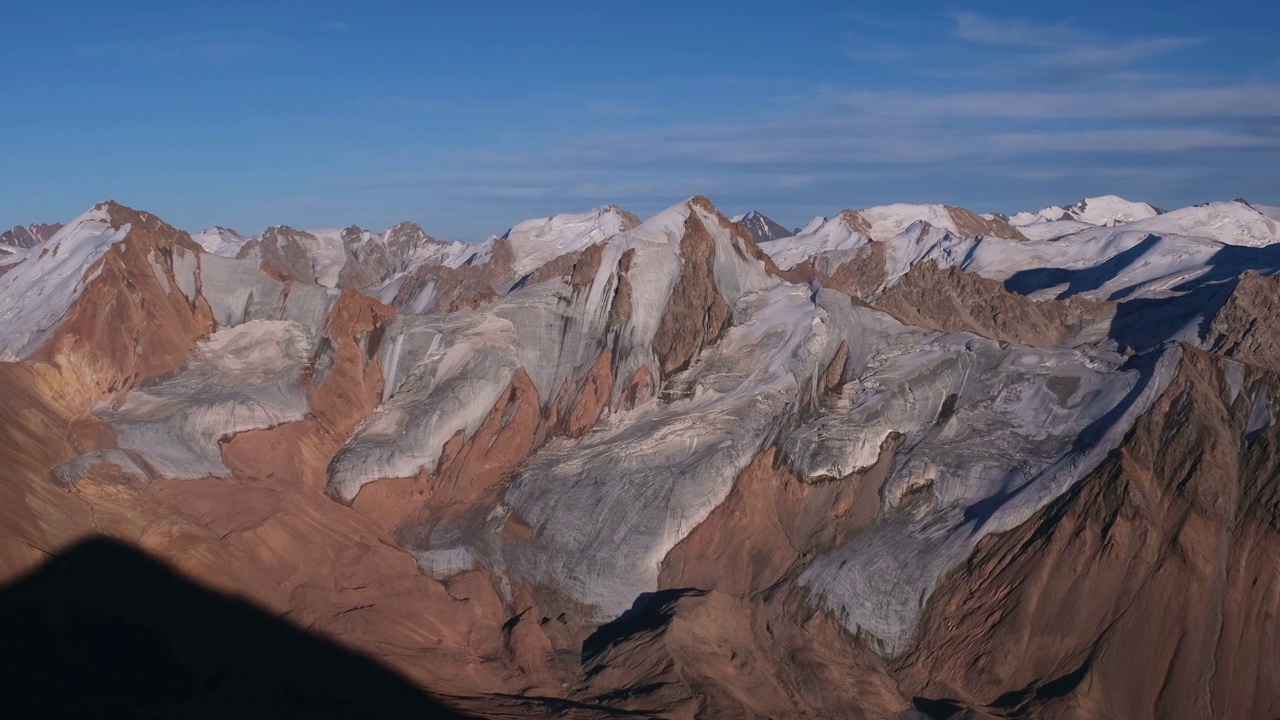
[323,21,348,33]
[1039,37,1203,78]
[833,86,1280,119]
[278,10,1279,229]
[949,12,1202,81]
[951,12,1083,47]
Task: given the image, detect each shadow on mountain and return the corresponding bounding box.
[1003,237,1280,352]
[1003,233,1163,299]
[0,536,475,719]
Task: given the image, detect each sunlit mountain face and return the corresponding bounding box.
[2,191,1280,717]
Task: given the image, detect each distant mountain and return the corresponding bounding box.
[0,222,61,254]
[1011,195,1160,228]
[190,226,251,257]
[731,210,792,244]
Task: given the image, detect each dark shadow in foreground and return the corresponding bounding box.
[0,536,474,719]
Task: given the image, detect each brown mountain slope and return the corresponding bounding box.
[877,260,1115,348]
[897,345,1280,719]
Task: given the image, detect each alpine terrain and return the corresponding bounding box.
[2,194,1280,719]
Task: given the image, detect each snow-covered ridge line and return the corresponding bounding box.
[0,204,129,361]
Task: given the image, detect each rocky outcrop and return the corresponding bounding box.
[573,589,906,719]
[32,202,214,401]
[877,260,1115,347]
[939,204,1028,241]
[221,290,394,488]
[651,204,732,376]
[387,237,515,314]
[735,210,792,244]
[1208,270,1280,373]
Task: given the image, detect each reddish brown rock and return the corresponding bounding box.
[0,222,62,250]
[573,588,907,719]
[606,248,636,330]
[32,203,215,404]
[940,205,1028,241]
[1209,269,1280,373]
[563,349,614,439]
[618,364,655,410]
[652,205,732,376]
[660,445,889,598]
[390,237,516,314]
[896,346,1280,719]
[781,242,890,301]
[222,290,394,491]
[525,241,608,289]
[840,205,1027,242]
[384,369,542,543]
[818,341,850,404]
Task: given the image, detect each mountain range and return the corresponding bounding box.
[2,193,1279,719]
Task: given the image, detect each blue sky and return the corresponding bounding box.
[3,1,1279,238]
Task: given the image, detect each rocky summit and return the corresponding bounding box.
[2,194,1280,719]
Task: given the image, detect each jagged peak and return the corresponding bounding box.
[384,220,431,238]
[0,222,63,251]
[731,210,792,244]
[261,224,315,240]
[686,195,722,218]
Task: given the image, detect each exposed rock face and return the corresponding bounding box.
[1208,270,1280,373]
[877,260,1115,347]
[734,209,792,244]
[652,206,731,376]
[29,203,214,399]
[817,240,889,299]
[5,194,1280,719]
[897,347,1280,719]
[575,588,907,719]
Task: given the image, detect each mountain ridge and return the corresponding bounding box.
[2,192,1279,718]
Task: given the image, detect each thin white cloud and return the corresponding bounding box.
[835,86,1280,119]
[952,12,1082,47]
[948,12,1202,81]
[1040,37,1204,76]
[989,128,1280,153]
[324,21,348,32]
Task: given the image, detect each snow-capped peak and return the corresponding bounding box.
[1127,199,1278,247]
[502,205,639,277]
[733,210,791,244]
[1065,195,1160,226]
[0,203,131,360]
[795,216,827,236]
[844,203,1026,242]
[758,212,870,270]
[191,226,250,257]
[1011,195,1160,228]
